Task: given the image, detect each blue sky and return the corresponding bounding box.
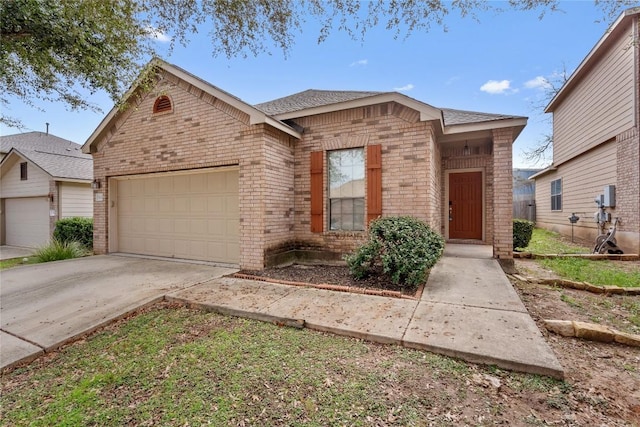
[1,1,633,168]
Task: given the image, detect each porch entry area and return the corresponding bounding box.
[448,171,483,240]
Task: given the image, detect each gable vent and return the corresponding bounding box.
[153,95,172,114]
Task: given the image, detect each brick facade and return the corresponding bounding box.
[88,67,521,269]
[492,128,514,261]
[616,127,640,253]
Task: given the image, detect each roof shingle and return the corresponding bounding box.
[0,132,92,181]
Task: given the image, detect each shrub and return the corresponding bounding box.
[345,216,445,290]
[513,219,534,250]
[34,239,85,262]
[53,217,93,249]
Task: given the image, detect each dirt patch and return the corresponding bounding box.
[239,264,421,297]
[244,260,640,425]
[512,259,640,425]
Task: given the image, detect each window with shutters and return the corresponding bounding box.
[20,162,27,180]
[153,95,172,114]
[551,178,562,211]
[328,148,365,231]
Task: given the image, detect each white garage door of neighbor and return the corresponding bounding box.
[116,169,240,264]
[6,197,50,248]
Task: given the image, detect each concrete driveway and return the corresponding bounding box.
[0,255,236,369]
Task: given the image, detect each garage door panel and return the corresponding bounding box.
[117,169,239,264]
[6,197,50,248]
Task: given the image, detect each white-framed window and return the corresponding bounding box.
[328,148,365,231]
[551,178,562,211]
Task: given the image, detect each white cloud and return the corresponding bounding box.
[480,79,515,95]
[145,26,171,43]
[445,75,461,86]
[524,76,552,90]
[349,59,368,67]
[393,83,414,92]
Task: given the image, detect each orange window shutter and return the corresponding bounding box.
[367,144,382,225]
[310,151,324,233]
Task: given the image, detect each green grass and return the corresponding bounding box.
[524,228,640,288]
[538,257,640,287]
[33,239,86,262]
[1,306,564,426]
[524,228,591,254]
[0,256,40,270]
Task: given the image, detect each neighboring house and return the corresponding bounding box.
[0,132,93,248]
[513,168,540,221]
[82,59,526,270]
[531,8,640,254]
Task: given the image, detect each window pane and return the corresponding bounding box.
[328,148,364,198]
[329,198,365,231]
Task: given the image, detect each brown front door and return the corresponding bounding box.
[449,171,483,240]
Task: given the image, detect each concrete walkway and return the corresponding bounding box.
[169,245,564,378]
[1,246,564,378]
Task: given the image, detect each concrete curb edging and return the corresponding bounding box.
[544,319,640,347]
[1,296,166,373]
[510,275,640,296]
[514,252,639,261]
[231,273,424,300]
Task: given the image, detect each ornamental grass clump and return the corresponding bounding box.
[345,216,445,291]
[34,239,85,263]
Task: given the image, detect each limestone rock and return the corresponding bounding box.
[573,321,615,343]
[614,331,640,347]
[544,320,575,337]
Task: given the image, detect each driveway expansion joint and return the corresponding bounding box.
[1,328,45,350]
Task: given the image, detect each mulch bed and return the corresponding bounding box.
[236,264,423,299]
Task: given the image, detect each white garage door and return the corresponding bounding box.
[116,168,240,264]
[6,197,50,248]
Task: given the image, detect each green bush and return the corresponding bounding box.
[53,217,93,249]
[513,219,534,250]
[345,216,445,290]
[34,239,85,262]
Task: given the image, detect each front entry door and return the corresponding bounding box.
[449,171,483,240]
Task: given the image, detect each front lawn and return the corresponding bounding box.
[524,228,640,288]
[1,304,567,426]
[0,256,40,270]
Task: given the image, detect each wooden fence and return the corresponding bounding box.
[513,199,536,222]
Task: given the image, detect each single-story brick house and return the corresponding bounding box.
[1,132,93,247]
[82,59,526,270]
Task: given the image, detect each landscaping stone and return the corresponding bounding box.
[544,320,575,337]
[614,332,640,347]
[602,286,625,295]
[572,321,615,343]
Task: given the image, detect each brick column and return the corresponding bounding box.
[492,128,514,270]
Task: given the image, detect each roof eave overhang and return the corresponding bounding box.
[441,117,527,141]
[54,177,92,184]
[82,59,301,154]
[545,8,639,113]
[528,165,557,180]
[270,92,444,125]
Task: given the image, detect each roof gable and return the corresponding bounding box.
[82,58,301,154]
[0,147,93,181]
[546,7,640,112]
[0,132,92,181]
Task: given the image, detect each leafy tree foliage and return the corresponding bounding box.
[1,0,635,127]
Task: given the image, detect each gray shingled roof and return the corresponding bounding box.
[440,108,522,125]
[255,89,384,116]
[254,89,524,126]
[0,132,92,181]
